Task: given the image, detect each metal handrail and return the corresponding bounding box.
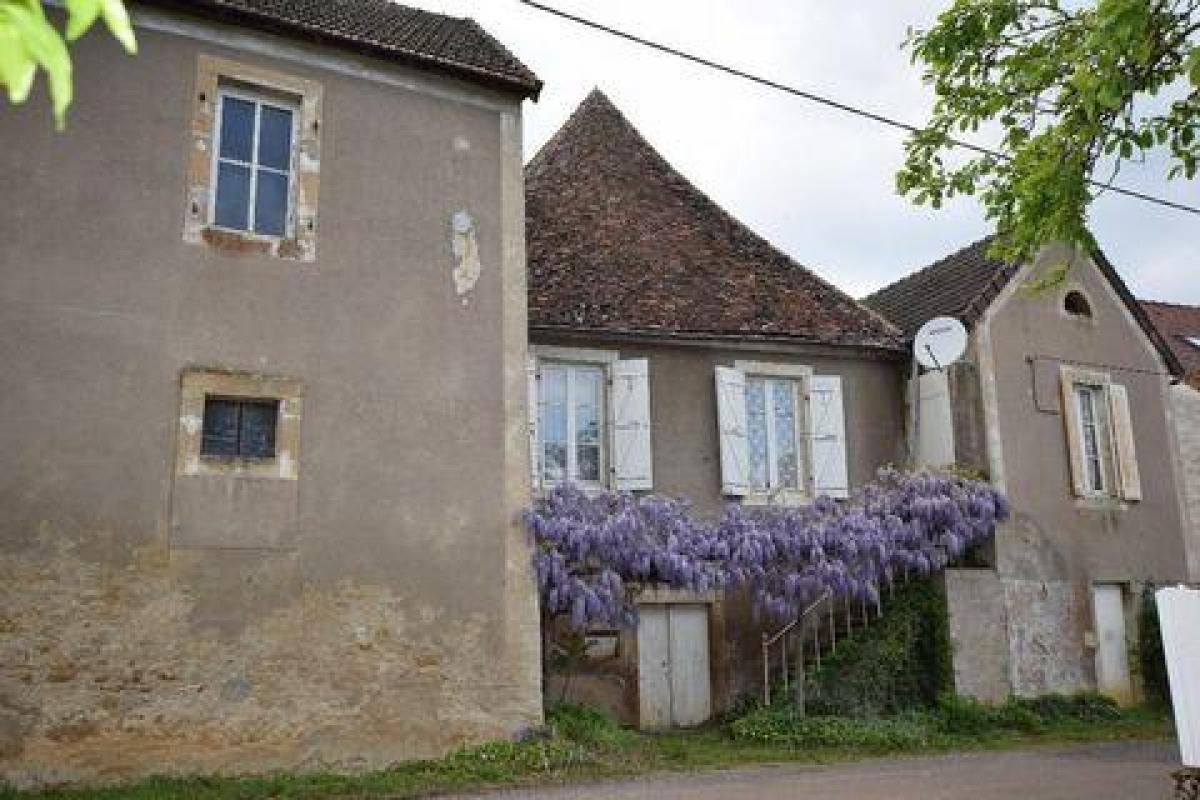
[761,590,831,706]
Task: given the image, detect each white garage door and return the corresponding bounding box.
[637,604,712,729]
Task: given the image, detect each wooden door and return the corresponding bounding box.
[1093,584,1132,705]
[637,604,712,729]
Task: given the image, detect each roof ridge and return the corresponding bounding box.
[863,235,998,305]
[1140,298,1200,311]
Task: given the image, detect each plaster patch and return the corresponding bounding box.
[453,136,471,152]
[450,210,482,302]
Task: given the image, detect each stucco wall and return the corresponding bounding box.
[0,11,540,787]
[532,333,905,716]
[950,245,1190,700]
[1170,384,1200,581]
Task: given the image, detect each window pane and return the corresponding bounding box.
[746,378,769,490]
[201,397,240,457]
[214,162,251,230]
[573,368,602,446]
[219,96,255,162]
[543,443,567,482]
[239,400,278,458]
[772,380,799,489]
[253,169,289,236]
[258,105,294,171]
[576,444,601,483]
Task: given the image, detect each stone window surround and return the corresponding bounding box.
[734,360,814,507]
[530,345,620,492]
[176,368,304,480]
[184,55,322,262]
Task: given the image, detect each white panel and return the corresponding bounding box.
[668,605,712,727]
[610,359,653,491]
[637,606,672,730]
[1158,587,1200,767]
[1092,584,1132,705]
[527,355,540,490]
[715,367,750,496]
[916,370,955,468]
[810,375,849,498]
[1105,384,1142,501]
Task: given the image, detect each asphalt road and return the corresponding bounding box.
[448,740,1180,800]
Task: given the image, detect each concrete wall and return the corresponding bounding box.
[948,245,1189,700]
[1170,384,1200,580]
[532,333,905,717]
[0,10,540,786]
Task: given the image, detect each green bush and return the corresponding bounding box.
[936,692,1121,736]
[1138,584,1172,707]
[546,704,638,749]
[730,707,940,749]
[805,580,952,717]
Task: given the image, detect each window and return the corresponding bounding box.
[212,89,297,237]
[201,396,279,459]
[1064,290,1093,318]
[1186,336,1200,349]
[746,376,802,491]
[528,349,653,492]
[175,369,304,481]
[1060,367,1141,502]
[184,56,322,261]
[715,363,848,502]
[1073,383,1110,494]
[539,363,605,485]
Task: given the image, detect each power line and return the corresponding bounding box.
[518,0,1200,218]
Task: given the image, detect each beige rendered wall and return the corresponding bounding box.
[0,10,540,787]
[958,244,1189,699]
[1170,384,1200,581]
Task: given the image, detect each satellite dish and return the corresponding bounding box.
[914,316,968,370]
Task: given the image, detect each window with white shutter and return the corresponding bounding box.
[1060,366,1140,502]
[529,347,653,492]
[716,363,849,503]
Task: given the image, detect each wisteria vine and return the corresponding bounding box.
[528,469,1009,630]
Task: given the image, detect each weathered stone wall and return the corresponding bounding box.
[944,569,1010,704]
[0,8,540,787]
[1170,385,1200,580]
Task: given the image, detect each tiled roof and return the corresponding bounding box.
[1141,300,1200,387]
[861,237,1016,338]
[525,90,903,351]
[864,237,1184,376]
[145,0,541,98]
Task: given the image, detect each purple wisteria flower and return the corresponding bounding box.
[528,468,1009,630]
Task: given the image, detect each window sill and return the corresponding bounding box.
[739,490,812,508]
[198,225,312,261]
[1073,493,1131,512]
[188,456,295,480]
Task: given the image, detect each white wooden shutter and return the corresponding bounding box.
[810,375,849,498]
[1060,373,1088,497]
[1105,383,1142,501]
[527,355,540,491]
[715,366,750,496]
[610,358,653,491]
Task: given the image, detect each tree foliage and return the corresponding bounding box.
[0,0,136,129]
[898,0,1200,264]
[528,469,1009,630]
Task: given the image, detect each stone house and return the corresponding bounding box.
[0,0,542,786]
[864,239,1190,704]
[1140,300,1200,580]
[525,91,907,728]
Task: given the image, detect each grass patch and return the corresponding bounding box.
[2,699,1172,799]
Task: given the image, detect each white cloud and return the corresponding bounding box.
[407,0,1200,302]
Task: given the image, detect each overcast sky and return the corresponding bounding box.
[410,0,1198,302]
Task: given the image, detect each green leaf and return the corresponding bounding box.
[1188,48,1200,87]
[66,0,135,52]
[99,0,135,53]
[0,2,73,128]
[0,17,36,103]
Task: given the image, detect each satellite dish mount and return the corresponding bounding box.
[913,316,968,371]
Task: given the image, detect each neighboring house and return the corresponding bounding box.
[0,1,542,786]
[526,90,906,728]
[865,239,1189,704]
[1140,300,1200,580]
